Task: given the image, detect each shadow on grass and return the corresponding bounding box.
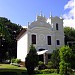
[0,68,27,75]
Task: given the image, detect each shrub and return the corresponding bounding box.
[25,45,38,75]
[38,64,47,70]
[34,69,57,74]
[11,58,16,63]
[51,49,60,69]
[59,46,73,75]
[46,61,53,69]
[38,61,47,70]
[38,61,44,65]
[11,58,21,64]
[15,59,21,64]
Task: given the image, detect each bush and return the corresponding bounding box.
[25,45,38,75]
[46,61,53,69]
[59,46,72,75]
[51,49,60,69]
[38,61,44,65]
[34,69,57,74]
[11,58,21,64]
[15,59,21,64]
[11,58,16,63]
[38,64,47,70]
[38,61,47,70]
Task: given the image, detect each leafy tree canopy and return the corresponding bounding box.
[64,27,75,45]
[0,17,23,61]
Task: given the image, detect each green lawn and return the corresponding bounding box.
[0,64,74,75]
[0,64,26,75]
[0,64,25,69]
[0,64,60,75]
[35,73,59,75]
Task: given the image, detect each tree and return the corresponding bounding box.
[59,46,73,75]
[64,27,75,45]
[64,27,75,69]
[25,45,38,75]
[51,49,60,73]
[69,44,75,69]
[0,23,10,62]
[0,17,22,61]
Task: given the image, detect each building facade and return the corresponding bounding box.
[16,13,64,63]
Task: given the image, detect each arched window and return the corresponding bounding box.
[32,34,36,44]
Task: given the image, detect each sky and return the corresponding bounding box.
[0,0,74,28]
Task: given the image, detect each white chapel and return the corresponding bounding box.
[16,13,64,63]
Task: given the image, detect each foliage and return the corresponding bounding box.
[59,61,69,75]
[64,27,75,69]
[34,69,57,74]
[47,61,53,65]
[38,61,47,70]
[38,61,44,65]
[59,46,73,75]
[69,44,75,68]
[11,58,16,63]
[51,49,60,69]
[35,74,60,75]
[25,45,39,75]
[70,53,75,69]
[59,46,72,62]
[0,17,22,61]
[64,27,75,45]
[46,61,53,69]
[11,58,21,64]
[38,64,47,70]
[15,59,21,64]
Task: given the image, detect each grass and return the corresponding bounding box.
[0,64,74,75]
[0,64,60,75]
[36,73,75,75]
[0,64,25,69]
[0,64,26,75]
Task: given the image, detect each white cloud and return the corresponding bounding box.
[22,26,28,28]
[63,19,74,28]
[63,0,75,28]
[64,0,74,10]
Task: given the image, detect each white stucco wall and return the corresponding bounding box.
[28,27,59,53]
[17,15,64,62]
[17,32,28,61]
[28,16,64,53]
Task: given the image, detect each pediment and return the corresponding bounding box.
[28,21,52,29]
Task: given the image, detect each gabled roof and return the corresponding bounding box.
[16,28,27,40]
